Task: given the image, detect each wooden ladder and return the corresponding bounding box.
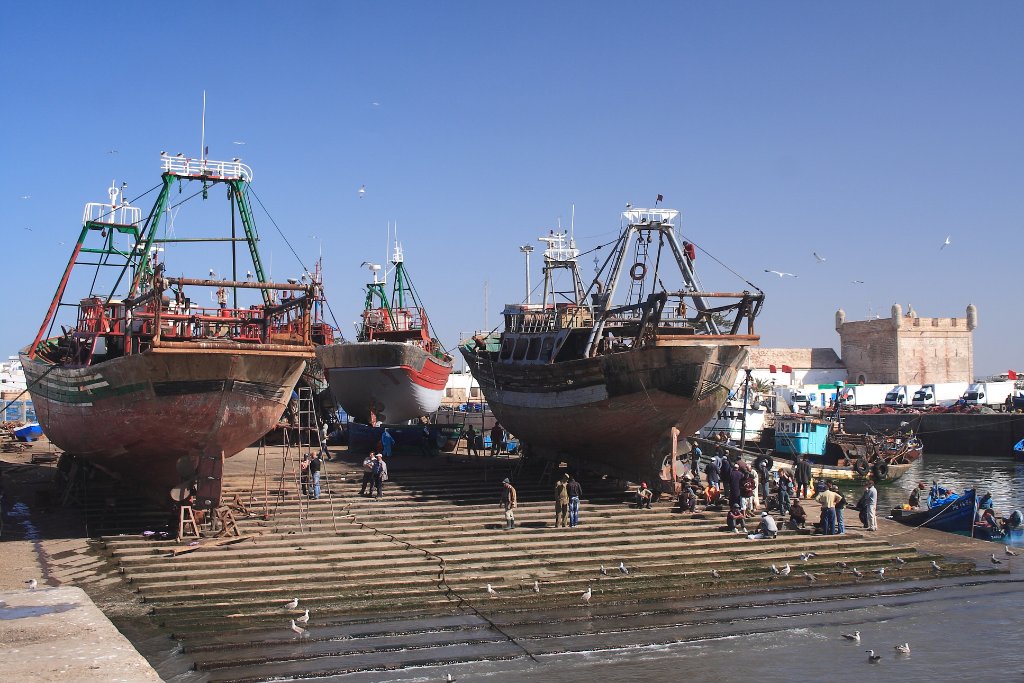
[178,505,201,541]
[214,507,240,538]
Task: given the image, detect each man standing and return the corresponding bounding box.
[299,453,311,498]
[815,485,840,535]
[567,474,583,527]
[500,478,517,529]
[794,456,812,499]
[465,425,480,457]
[554,474,570,527]
[690,444,702,478]
[380,428,395,458]
[358,451,375,495]
[309,452,323,500]
[490,423,505,456]
[864,480,878,531]
[372,453,388,499]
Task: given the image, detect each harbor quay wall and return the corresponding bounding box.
[843,412,1024,456]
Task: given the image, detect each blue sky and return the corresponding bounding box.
[2,2,1022,376]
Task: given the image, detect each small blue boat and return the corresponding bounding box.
[347,422,463,453]
[1013,437,1024,461]
[13,422,43,442]
[890,487,978,534]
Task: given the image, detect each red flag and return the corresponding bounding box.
[769,365,777,373]
[1010,370,1018,380]
[781,364,793,373]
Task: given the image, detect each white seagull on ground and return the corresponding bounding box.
[931,561,942,572]
[711,569,721,579]
[780,563,791,576]
[990,553,1003,565]
[290,619,306,636]
[296,609,309,624]
[533,580,540,593]
[1006,546,1018,556]
[25,579,37,590]
[851,567,863,578]
[619,561,629,575]
[486,583,497,597]
[803,572,816,582]
[581,585,592,604]
[283,597,299,610]
[770,564,781,575]
[764,269,798,278]
[599,565,608,576]
[894,556,906,565]
[874,567,886,578]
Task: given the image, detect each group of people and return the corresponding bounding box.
[464,423,508,457]
[358,451,389,498]
[498,473,584,530]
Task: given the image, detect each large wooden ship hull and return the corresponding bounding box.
[462,339,752,483]
[318,341,453,424]
[21,344,307,505]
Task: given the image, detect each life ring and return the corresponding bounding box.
[630,262,647,281]
[853,458,869,476]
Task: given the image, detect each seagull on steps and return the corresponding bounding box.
[990,554,1003,565]
[851,567,863,578]
[841,630,861,641]
[711,569,721,579]
[290,619,306,636]
[874,567,886,579]
[600,565,608,576]
[581,585,592,604]
[770,564,781,575]
[533,580,540,593]
[894,556,906,565]
[780,563,791,576]
[296,609,309,624]
[1006,546,1018,556]
[931,561,942,572]
[619,562,629,575]
[799,552,816,561]
[803,572,816,582]
[486,584,497,597]
[283,597,299,610]
[25,579,37,590]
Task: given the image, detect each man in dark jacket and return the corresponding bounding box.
[567,475,583,527]
[794,456,812,499]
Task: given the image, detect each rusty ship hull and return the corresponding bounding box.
[318,341,453,424]
[21,343,308,505]
[462,338,753,483]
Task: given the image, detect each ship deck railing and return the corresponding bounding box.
[160,154,253,182]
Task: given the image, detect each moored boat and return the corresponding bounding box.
[21,155,317,508]
[318,244,453,425]
[889,486,978,533]
[461,207,764,487]
[1013,437,1024,461]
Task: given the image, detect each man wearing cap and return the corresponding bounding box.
[726,504,746,533]
[753,511,778,539]
[554,474,570,527]
[371,453,388,499]
[358,451,375,496]
[500,478,517,530]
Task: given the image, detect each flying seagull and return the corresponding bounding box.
[283,597,299,610]
[581,585,592,604]
[619,561,629,575]
[290,619,306,636]
[940,235,951,250]
[358,184,366,198]
[895,643,911,654]
[20,195,31,200]
[851,279,865,284]
[107,149,119,154]
[813,252,826,263]
[296,609,310,624]
[25,579,38,590]
[232,141,247,145]
[866,650,881,663]
[841,630,861,641]
[764,270,798,278]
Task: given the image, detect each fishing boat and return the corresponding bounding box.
[700,397,768,445]
[889,486,978,532]
[773,412,921,481]
[20,154,318,508]
[1013,437,1024,461]
[317,244,453,425]
[461,207,764,487]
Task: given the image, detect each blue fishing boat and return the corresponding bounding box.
[1013,437,1024,461]
[889,487,978,534]
[347,421,463,454]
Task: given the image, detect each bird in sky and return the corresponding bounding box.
[813,252,826,263]
[209,268,217,278]
[296,609,310,624]
[289,619,306,636]
[1006,546,1018,556]
[107,149,119,154]
[764,269,798,278]
[283,597,299,610]
[851,280,865,284]
[23,227,32,232]
[940,235,951,250]
[619,561,629,575]
[20,195,31,200]
[25,579,37,590]
[232,141,247,145]
[581,585,592,604]
[358,184,366,198]
[895,643,911,654]
[841,631,861,641]
[990,553,1003,565]
[486,583,497,597]
[533,580,540,593]
[866,650,881,663]
[371,101,381,107]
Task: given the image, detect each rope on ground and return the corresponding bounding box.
[334,493,539,662]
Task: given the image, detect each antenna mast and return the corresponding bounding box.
[200,90,207,162]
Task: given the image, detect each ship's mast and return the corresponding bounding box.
[538,230,586,310]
